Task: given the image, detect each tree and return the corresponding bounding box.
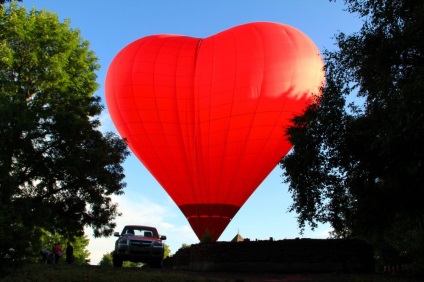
[32,229,90,264]
[123,261,143,267]
[0,4,129,267]
[0,0,22,7]
[180,243,191,249]
[99,251,144,267]
[280,0,424,269]
[99,252,113,267]
[163,243,170,258]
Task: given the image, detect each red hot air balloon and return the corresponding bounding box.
[105,22,324,242]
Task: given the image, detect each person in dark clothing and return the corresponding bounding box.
[66,242,74,263]
[40,249,51,264]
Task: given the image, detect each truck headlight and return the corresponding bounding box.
[118,238,128,245]
[153,242,163,247]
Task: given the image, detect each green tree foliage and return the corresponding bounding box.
[280,0,424,270]
[0,0,22,7]
[163,243,170,258]
[123,261,143,267]
[98,252,113,267]
[0,4,129,267]
[99,251,143,267]
[180,243,191,249]
[34,229,90,264]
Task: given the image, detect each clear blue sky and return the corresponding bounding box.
[19,0,362,264]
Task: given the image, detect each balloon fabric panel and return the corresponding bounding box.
[105,22,324,241]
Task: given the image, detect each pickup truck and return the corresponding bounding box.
[112,225,167,268]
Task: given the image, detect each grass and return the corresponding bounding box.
[0,264,201,282]
[0,264,422,282]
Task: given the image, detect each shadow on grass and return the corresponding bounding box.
[0,264,421,282]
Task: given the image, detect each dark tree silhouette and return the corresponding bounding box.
[281,0,424,269]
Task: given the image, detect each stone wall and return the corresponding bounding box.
[164,239,375,273]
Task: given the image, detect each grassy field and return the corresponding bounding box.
[0,264,421,282]
[1,264,200,282]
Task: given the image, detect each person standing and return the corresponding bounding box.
[52,242,63,264]
[66,242,74,263]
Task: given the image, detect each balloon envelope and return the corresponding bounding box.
[105,22,324,241]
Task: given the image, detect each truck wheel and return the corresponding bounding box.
[112,252,123,267]
[150,258,163,268]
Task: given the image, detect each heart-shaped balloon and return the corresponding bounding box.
[105,22,324,241]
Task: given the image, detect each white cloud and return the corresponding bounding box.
[97,109,116,134]
[315,228,333,238]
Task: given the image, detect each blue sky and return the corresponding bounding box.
[19,0,362,264]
